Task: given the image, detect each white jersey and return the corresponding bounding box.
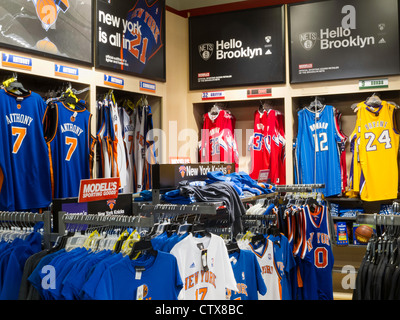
[134,106,145,192]
[109,98,127,190]
[241,238,282,300]
[170,233,237,300]
[121,108,135,193]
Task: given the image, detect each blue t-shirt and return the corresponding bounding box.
[61,250,112,300]
[27,249,65,300]
[227,249,266,300]
[80,252,123,300]
[87,251,183,300]
[46,248,88,300]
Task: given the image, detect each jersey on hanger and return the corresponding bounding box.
[227,249,267,300]
[249,110,269,180]
[47,101,92,199]
[244,238,282,300]
[134,104,155,192]
[298,204,334,300]
[120,107,136,193]
[0,88,52,211]
[96,100,112,179]
[108,97,127,190]
[249,109,285,183]
[200,109,238,166]
[357,101,400,201]
[295,105,345,197]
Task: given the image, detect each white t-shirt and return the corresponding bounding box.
[170,233,237,300]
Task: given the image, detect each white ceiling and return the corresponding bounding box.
[166,0,244,11]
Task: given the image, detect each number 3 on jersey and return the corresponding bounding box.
[65,136,78,161]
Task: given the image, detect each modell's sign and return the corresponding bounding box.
[78,178,120,202]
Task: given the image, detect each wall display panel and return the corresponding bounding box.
[289,0,400,83]
[96,0,166,82]
[189,5,285,90]
[0,0,93,65]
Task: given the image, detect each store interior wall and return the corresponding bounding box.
[164,7,400,186]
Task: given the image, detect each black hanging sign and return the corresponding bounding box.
[189,6,285,90]
[289,0,400,83]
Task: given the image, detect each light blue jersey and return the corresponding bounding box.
[295,105,345,197]
[227,249,266,300]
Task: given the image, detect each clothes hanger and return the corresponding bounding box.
[210,103,221,116]
[259,100,272,113]
[226,238,240,254]
[307,96,325,112]
[365,93,382,106]
[129,236,157,259]
[190,215,211,238]
[3,73,29,95]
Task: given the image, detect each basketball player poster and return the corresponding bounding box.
[0,0,93,64]
[96,0,166,82]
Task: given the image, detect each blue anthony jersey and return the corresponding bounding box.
[299,205,334,300]
[48,102,92,199]
[295,105,345,197]
[227,249,266,300]
[0,89,52,211]
[87,251,183,300]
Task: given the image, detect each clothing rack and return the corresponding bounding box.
[57,211,155,236]
[133,202,224,216]
[242,214,277,221]
[356,213,400,226]
[0,211,52,249]
[274,184,325,192]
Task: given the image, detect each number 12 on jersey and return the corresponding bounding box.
[313,132,328,152]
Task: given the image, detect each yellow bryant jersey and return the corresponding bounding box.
[357,101,399,201]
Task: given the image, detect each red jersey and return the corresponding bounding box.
[199,110,238,166]
[249,109,285,183]
[249,110,269,179]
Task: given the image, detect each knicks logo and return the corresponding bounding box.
[179,165,187,178]
[107,199,116,210]
[30,0,70,31]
